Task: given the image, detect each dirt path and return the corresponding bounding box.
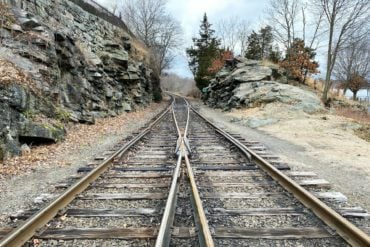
[192,100,370,212]
[0,100,168,223]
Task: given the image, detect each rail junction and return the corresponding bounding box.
[0,95,369,246]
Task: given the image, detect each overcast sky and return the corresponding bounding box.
[96,0,269,78]
[165,0,269,77]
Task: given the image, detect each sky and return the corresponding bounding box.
[96,0,269,78]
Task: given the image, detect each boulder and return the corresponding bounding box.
[230,66,272,82]
[233,81,323,113]
[19,122,65,143]
[203,57,323,113]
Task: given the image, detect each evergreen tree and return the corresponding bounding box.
[245,31,261,60]
[245,25,277,61]
[269,45,282,63]
[259,26,273,59]
[186,13,220,90]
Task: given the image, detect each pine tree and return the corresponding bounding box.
[259,26,273,59]
[245,31,261,60]
[186,13,221,90]
[245,26,277,61]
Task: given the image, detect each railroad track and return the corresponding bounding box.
[0,95,370,246]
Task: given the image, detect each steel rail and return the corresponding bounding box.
[179,96,214,247]
[161,94,214,246]
[155,155,182,247]
[184,153,215,247]
[0,102,173,247]
[188,101,370,247]
[155,102,183,247]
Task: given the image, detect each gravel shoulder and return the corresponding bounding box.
[0,100,169,222]
[191,99,370,212]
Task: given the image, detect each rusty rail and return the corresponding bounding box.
[155,101,182,247]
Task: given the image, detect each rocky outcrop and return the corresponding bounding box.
[0,0,159,160]
[202,57,323,113]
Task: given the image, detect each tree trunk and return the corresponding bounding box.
[343,87,348,96]
[322,9,336,105]
[353,90,358,101]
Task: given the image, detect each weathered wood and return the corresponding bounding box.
[195,165,257,171]
[194,163,290,171]
[0,227,13,238]
[201,192,347,201]
[69,173,172,179]
[338,207,370,218]
[314,192,347,202]
[211,208,303,216]
[198,179,330,188]
[214,227,333,239]
[56,183,170,189]
[201,192,282,199]
[104,173,172,178]
[129,154,169,159]
[11,208,161,220]
[122,161,174,165]
[38,228,157,239]
[66,208,160,217]
[78,167,171,173]
[196,171,316,178]
[78,193,167,200]
[37,227,197,239]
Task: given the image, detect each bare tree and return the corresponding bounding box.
[333,38,370,96]
[266,0,323,53]
[151,15,182,75]
[215,18,251,55]
[161,73,198,96]
[237,21,250,55]
[266,0,300,50]
[120,0,182,75]
[312,0,370,104]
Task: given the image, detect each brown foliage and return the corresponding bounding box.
[280,39,318,83]
[0,58,40,94]
[208,50,234,74]
[0,3,14,29]
[347,73,368,99]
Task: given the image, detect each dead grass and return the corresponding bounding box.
[131,38,149,63]
[335,107,370,124]
[260,59,279,68]
[355,125,370,142]
[334,106,370,142]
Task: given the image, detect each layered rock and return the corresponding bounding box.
[202,57,323,113]
[0,0,158,159]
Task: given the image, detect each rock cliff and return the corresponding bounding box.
[202,57,323,113]
[0,0,159,160]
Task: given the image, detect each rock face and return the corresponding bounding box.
[0,0,159,159]
[202,57,323,113]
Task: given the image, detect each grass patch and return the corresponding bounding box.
[335,106,370,142]
[355,124,370,142]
